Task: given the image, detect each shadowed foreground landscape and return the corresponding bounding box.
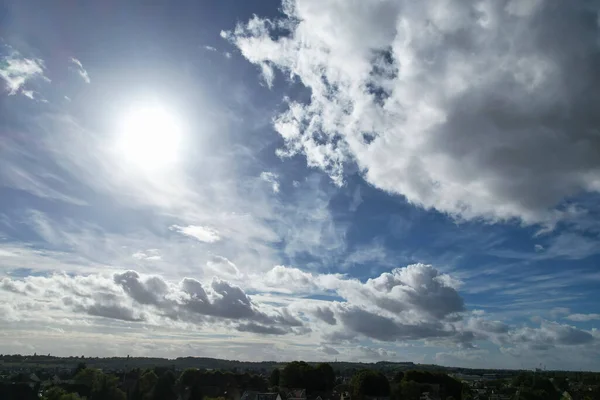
[1,354,599,400]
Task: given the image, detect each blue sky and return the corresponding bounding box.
[1,0,600,370]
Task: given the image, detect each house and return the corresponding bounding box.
[561,391,573,400]
[287,388,307,400]
[419,393,440,400]
[241,390,283,400]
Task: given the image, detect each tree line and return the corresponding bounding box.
[2,360,469,400]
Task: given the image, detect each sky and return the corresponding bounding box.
[1,0,600,371]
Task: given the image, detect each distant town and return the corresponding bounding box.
[1,354,599,400]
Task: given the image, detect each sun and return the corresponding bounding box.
[116,104,184,171]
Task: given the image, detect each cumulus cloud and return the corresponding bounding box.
[69,57,90,83]
[227,0,600,225]
[171,224,221,243]
[507,320,595,350]
[1,263,468,344]
[2,267,598,358]
[361,264,464,318]
[0,271,304,335]
[264,265,319,292]
[265,263,466,343]
[114,271,169,306]
[0,50,46,95]
[260,171,280,193]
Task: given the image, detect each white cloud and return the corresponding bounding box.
[132,250,162,261]
[1,265,599,367]
[0,50,46,95]
[206,255,240,278]
[204,45,217,52]
[0,270,306,335]
[260,171,280,193]
[171,224,221,243]
[435,349,489,365]
[70,57,90,83]
[227,0,600,225]
[358,346,397,360]
[317,345,340,355]
[534,244,544,252]
[550,307,571,318]
[566,313,600,322]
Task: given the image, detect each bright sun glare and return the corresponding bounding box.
[117,105,183,171]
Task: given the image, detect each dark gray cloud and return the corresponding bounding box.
[84,303,143,322]
[114,271,167,306]
[312,306,337,325]
[507,321,595,350]
[467,317,510,335]
[0,271,304,334]
[237,322,288,335]
[338,307,451,342]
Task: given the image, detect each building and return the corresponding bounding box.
[241,390,283,400]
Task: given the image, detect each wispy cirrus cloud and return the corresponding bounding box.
[69,57,90,83]
[0,48,46,95]
[170,224,221,243]
[566,313,600,322]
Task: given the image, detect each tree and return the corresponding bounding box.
[351,370,390,400]
[90,374,126,400]
[152,370,177,400]
[398,380,423,400]
[74,368,103,386]
[280,361,311,389]
[402,371,462,400]
[279,361,335,391]
[43,387,82,400]
[392,371,404,383]
[315,363,336,391]
[43,387,69,400]
[269,369,280,387]
[132,370,158,400]
[59,394,82,400]
[74,368,126,400]
[178,368,203,400]
[74,363,87,376]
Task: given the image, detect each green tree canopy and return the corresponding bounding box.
[280,361,336,392]
[315,363,336,391]
[351,369,390,400]
[269,368,280,387]
[152,370,177,400]
[73,368,126,400]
